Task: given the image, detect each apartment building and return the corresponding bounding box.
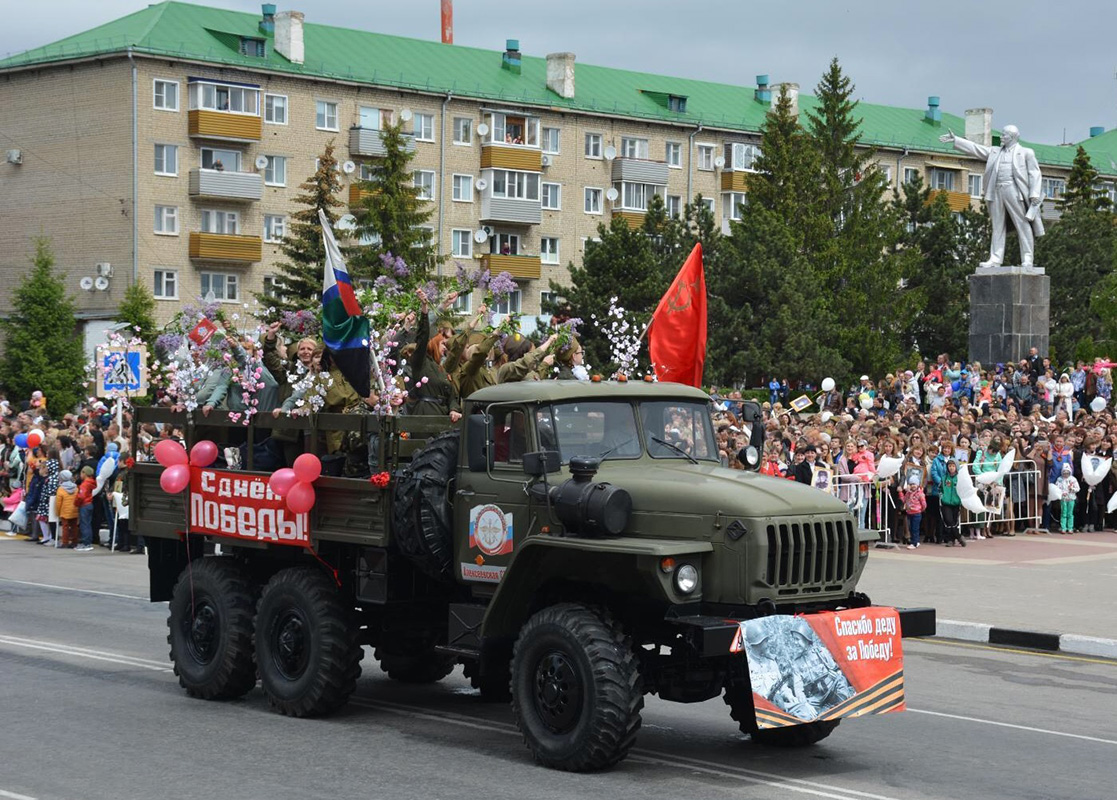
[1,1,1113,346]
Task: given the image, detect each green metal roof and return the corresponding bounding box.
[0,1,1106,173]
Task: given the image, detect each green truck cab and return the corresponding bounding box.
[133,380,934,772]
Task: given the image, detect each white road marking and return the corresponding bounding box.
[907,708,1117,746]
[0,577,147,601]
[0,788,38,800]
[0,635,171,672]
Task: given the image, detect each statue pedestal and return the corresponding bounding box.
[968,266,1049,366]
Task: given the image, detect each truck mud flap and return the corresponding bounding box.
[895,607,936,638]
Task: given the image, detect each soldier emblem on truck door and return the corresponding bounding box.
[469,504,513,556]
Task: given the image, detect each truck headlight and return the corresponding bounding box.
[674,563,699,594]
[743,446,759,468]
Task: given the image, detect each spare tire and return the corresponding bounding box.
[393,429,459,581]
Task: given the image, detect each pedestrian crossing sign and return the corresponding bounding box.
[98,346,148,395]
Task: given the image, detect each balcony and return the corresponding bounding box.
[188,169,263,202]
[721,171,753,192]
[349,127,415,158]
[188,232,262,263]
[611,158,669,185]
[929,190,973,212]
[349,184,379,207]
[613,210,646,230]
[481,142,542,172]
[480,253,541,280]
[188,110,262,142]
[480,194,542,225]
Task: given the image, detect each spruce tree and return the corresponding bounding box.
[1060,145,1111,212]
[351,120,438,285]
[0,238,86,413]
[116,281,158,351]
[258,141,345,316]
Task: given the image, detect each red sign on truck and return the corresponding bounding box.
[189,469,310,547]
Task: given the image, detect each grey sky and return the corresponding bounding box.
[2,0,1113,145]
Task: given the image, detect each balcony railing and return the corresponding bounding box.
[721,171,753,192]
[611,158,669,185]
[480,253,541,280]
[480,194,542,225]
[188,110,262,142]
[188,169,263,202]
[481,142,542,171]
[349,127,415,158]
[929,190,974,212]
[612,210,646,230]
[188,232,262,263]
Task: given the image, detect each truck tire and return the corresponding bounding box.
[255,567,362,717]
[723,686,840,746]
[392,429,458,582]
[166,557,258,700]
[374,647,456,683]
[511,603,643,771]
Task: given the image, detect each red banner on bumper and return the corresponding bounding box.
[732,607,904,729]
[189,469,310,547]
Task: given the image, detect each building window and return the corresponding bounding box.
[154,144,178,176]
[617,182,653,211]
[239,37,266,57]
[493,289,522,315]
[414,112,435,142]
[879,165,892,185]
[1042,177,1065,199]
[541,182,561,210]
[452,229,473,258]
[540,237,560,264]
[584,187,603,214]
[201,209,239,235]
[621,137,649,159]
[666,195,682,218]
[200,272,239,302]
[316,100,338,131]
[153,79,179,111]
[903,167,921,185]
[264,94,288,124]
[668,95,687,114]
[188,81,259,114]
[491,170,540,201]
[264,215,286,242]
[264,155,286,186]
[263,275,285,299]
[697,144,715,171]
[453,292,473,314]
[200,147,241,171]
[730,142,761,171]
[359,163,380,182]
[665,142,682,168]
[483,111,540,146]
[540,290,560,312]
[699,196,715,214]
[968,173,983,198]
[452,174,473,201]
[154,205,178,235]
[723,192,748,222]
[929,168,955,191]
[542,127,560,154]
[152,269,178,300]
[453,117,472,144]
[585,133,602,159]
[413,170,435,200]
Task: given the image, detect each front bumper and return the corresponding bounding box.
[668,606,936,658]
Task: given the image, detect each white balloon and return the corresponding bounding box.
[1045,379,1057,392]
[820,411,833,423]
[957,465,988,515]
[1108,490,1117,514]
[874,455,903,480]
[1048,483,1062,503]
[1081,453,1111,487]
[1090,397,1106,413]
[859,394,873,410]
[821,377,835,392]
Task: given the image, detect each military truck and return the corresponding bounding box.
[132,380,934,772]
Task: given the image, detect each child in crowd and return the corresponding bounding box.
[54,469,80,548]
[1055,463,1080,535]
[939,460,965,546]
[900,474,926,550]
[75,465,97,552]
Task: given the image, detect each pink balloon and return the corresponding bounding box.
[189,440,219,468]
[268,468,298,498]
[159,464,191,494]
[292,453,322,484]
[154,440,188,468]
[286,481,316,514]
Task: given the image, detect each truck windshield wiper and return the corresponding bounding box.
[597,436,635,459]
[650,436,699,464]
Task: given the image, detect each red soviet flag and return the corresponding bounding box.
[649,243,707,387]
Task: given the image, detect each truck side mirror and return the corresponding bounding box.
[467,413,493,473]
[740,401,765,471]
[522,450,561,477]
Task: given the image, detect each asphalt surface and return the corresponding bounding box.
[1,541,1115,800]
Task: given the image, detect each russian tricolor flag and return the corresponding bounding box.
[319,209,371,398]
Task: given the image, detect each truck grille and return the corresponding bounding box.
[765,519,857,594]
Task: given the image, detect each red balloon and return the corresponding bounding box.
[159,464,191,494]
[286,481,316,514]
[268,468,298,498]
[27,430,43,449]
[189,440,219,468]
[292,453,322,484]
[154,440,188,468]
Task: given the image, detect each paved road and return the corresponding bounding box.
[1,543,1115,800]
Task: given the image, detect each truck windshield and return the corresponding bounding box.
[537,401,642,462]
[639,401,719,462]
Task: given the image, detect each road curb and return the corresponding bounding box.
[935,618,1117,659]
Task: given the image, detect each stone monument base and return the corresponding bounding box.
[968,266,1049,366]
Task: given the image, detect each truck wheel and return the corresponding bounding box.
[392,430,458,582]
[374,647,456,683]
[724,686,840,746]
[463,659,512,702]
[511,603,642,771]
[166,557,258,700]
[255,567,362,717]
